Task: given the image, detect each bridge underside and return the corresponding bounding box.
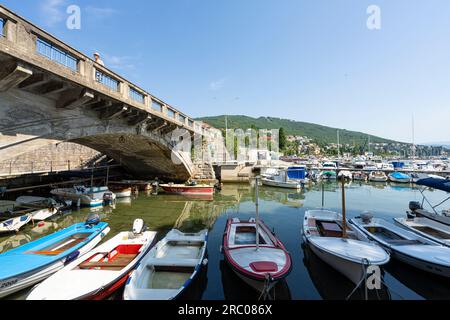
[72,134,191,181]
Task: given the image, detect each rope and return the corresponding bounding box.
[258,274,274,301]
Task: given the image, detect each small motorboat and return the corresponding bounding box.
[303,204,390,285]
[408,178,450,226]
[222,177,291,294]
[319,171,337,181]
[0,214,110,298]
[337,170,353,181]
[352,171,367,181]
[350,214,450,278]
[388,172,411,183]
[261,175,302,189]
[368,171,388,182]
[0,214,32,234]
[160,182,214,196]
[16,196,66,221]
[394,217,450,247]
[108,186,132,198]
[123,229,208,300]
[27,219,157,300]
[50,186,114,207]
[223,218,292,294]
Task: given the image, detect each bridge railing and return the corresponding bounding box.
[0,5,209,136]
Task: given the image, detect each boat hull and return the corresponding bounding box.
[261,178,301,189]
[0,226,109,299]
[160,185,214,196]
[307,239,365,285]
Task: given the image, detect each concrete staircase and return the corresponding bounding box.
[192,162,216,181]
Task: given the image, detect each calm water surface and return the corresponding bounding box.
[2,181,450,300]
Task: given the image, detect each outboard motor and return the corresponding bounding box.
[360,211,374,224]
[103,192,114,206]
[85,213,101,227]
[133,219,146,234]
[409,201,422,212]
[151,181,159,195]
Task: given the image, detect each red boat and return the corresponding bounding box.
[222,218,292,294]
[159,183,214,196]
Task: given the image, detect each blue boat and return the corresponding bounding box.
[0,215,110,298]
[287,166,307,182]
[388,171,411,183]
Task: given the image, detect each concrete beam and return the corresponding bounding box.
[152,121,168,132]
[18,73,47,90]
[57,88,95,109]
[161,123,177,135]
[0,64,33,92]
[99,105,128,120]
[90,100,112,110]
[128,114,151,126]
[39,81,68,95]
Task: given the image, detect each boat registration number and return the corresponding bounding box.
[0,278,18,290]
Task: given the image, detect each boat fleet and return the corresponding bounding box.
[1,171,450,300]
[258,159,449,190]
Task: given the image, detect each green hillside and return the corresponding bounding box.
[196,115,401,146]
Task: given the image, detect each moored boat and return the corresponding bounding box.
[50,186,114,207]
[337,170,353,181]
[303,209,389,285]
[408,178,450,226]
[388,172,411,183]
[394,217,450,247]
[108,185,132,198]
[27,219,157,300]
[123,229,208,300]
[0,214,110,298]
[350,214,450,278]
[368,171,388,182]
[352,171,367,181]
[261,174,302,190]
[0,214,32,234]
[319,171,337,181]
[222,218,292,293]
[160,183,214,196]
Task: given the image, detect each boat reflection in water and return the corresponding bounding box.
[178,263,209,300]
[385,260,450,300]
[220,260,292,300]
[302,245,391,300]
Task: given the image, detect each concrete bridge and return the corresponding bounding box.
[0,5,217,181]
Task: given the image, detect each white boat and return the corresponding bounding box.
[350,214,450,278]
[0,214,32,234]
[338,170,353,181]
[27,219,157,300]
[394,217,450,247]
[261,176,301,189]
[368,171,388,182]
[123,229,208,300]
[261,169,302,189]
[303,210,390,285]
[50,186,115,207]
[108,186,132,198]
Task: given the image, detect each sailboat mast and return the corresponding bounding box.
[412,114,416,161]
[341,178,347,238]
[255,176,260,250]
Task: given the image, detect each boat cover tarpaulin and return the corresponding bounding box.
[416,178,450,193]
[287,167,306,180]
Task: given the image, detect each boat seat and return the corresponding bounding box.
[30,250,64,256]
[249,261,278,273]
[144,258,199,268]
[79,254,137,269]
[307,219,317,228]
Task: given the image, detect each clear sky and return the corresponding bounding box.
[3,0,450,143]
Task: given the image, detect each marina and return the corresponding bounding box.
[0,2,450,304]
[1,179,450,300]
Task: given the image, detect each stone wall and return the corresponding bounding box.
[0,142,101,176]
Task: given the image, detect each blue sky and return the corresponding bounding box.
[3,0,450,143]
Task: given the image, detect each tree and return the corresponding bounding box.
[279,127,287,151]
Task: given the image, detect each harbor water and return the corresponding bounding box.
[2,181,450,300]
